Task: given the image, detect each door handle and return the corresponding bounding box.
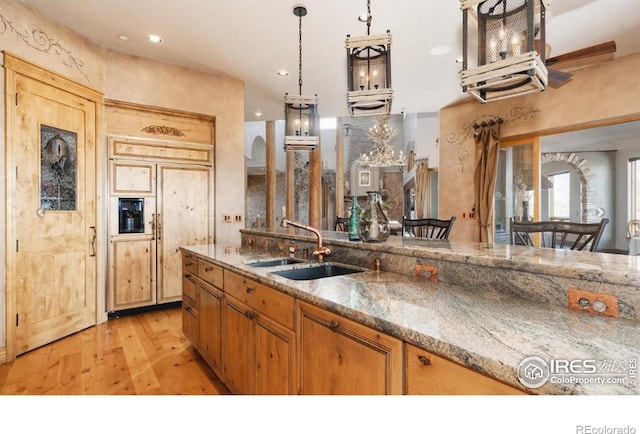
[89,226,97,257]
[151,213,156,240]
[157,213,162,241]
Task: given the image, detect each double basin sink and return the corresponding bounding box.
[247,257,363,281]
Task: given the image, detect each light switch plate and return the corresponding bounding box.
[233,214,243,223]
[223,214,232,223]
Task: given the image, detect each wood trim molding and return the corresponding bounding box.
[105,99,215,124]
[3,51,102,102]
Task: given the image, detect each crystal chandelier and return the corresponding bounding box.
[356,115,406,167]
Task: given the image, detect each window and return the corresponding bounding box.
[549,171,570,220]
[630,158,640,221]
[320,117,336,130]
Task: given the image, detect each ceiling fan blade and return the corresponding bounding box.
[546,41,616,68]
[547,69,573,89]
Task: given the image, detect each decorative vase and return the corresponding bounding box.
[358,191,390,242]
[348,195,360,241]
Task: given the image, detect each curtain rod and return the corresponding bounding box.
[472,117,504,129]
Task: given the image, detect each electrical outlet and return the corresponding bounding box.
[568,287,619,318]
[415,264,438,282]
[223,214,232,223]
[233,214,243,223]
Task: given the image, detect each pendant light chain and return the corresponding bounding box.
[366,0,371,36]
[298,12,303,95]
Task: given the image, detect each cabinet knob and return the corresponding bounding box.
[417,355,431,366]
[245,311,256,320]
[328,320,340,332]
[205,266,213,272]
[246,286,255,293]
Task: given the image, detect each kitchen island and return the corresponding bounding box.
[180,228,640,395]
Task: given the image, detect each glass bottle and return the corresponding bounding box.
[358,191,390,242]
[348,195,360,241]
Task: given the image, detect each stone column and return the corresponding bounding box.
[265,121,276,228]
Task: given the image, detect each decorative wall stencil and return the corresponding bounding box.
[0,12,88,82]
[41,125,77,210]
[446,106,541,173]
[141,125,186,137]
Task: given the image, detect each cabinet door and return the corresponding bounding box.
[199,281,223,377]
[157,165,212,303]
[223,296,255,394]
[108,236,156,310]
[297,301,403,395]
[255,314,297,395]
[405,343,526,395]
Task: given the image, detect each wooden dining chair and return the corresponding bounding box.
[335,216,350,232]
[401,216,456,240]
[509,218,609,252]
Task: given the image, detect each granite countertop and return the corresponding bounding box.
[181,243,640,395]
[242,227,640,287]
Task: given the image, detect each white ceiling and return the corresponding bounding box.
[19,0,640,122]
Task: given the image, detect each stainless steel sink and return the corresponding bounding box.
[271,263,362,280]
[247,258,303,267]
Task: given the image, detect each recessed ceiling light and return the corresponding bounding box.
[117,35,129,41]
[277,70,289,77]
[255,111,263,118]
[146,34,163,44]
[430,45,451,56]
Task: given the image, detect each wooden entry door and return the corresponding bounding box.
[7,60,99,356]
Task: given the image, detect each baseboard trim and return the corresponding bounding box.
[107,301,181,319]
[0,347,7,365]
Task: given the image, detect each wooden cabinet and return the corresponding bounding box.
[181,255,198,344]
[222,296,255,394]
[110,237,156,307]
[106,100,214,312]
[223,270,297,395]
[108,160,213,311]
[181,252,523,396]
[405,343,526,395]
[297,301,403,395]
[198,279,224,378]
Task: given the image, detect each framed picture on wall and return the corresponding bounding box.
[359,170,371,187]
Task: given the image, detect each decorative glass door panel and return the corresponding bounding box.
[494,138,540,244]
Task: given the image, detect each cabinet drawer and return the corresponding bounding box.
[183,253,198,274]
[182,301,198,343]
[182,273,198,304]
[405,343,525,395]
[198,260,224,288]
[224,270,294,329]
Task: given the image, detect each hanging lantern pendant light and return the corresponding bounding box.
[284,5,319,152]
[460,0,549,103]
[346,0,393,117]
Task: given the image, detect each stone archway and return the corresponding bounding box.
[541,153,596,223]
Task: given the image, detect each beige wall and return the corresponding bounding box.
[103,51,246,245]
[440,53,640,241]
[0,0,245,350]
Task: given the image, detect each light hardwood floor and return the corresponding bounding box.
[0,305,230,395]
